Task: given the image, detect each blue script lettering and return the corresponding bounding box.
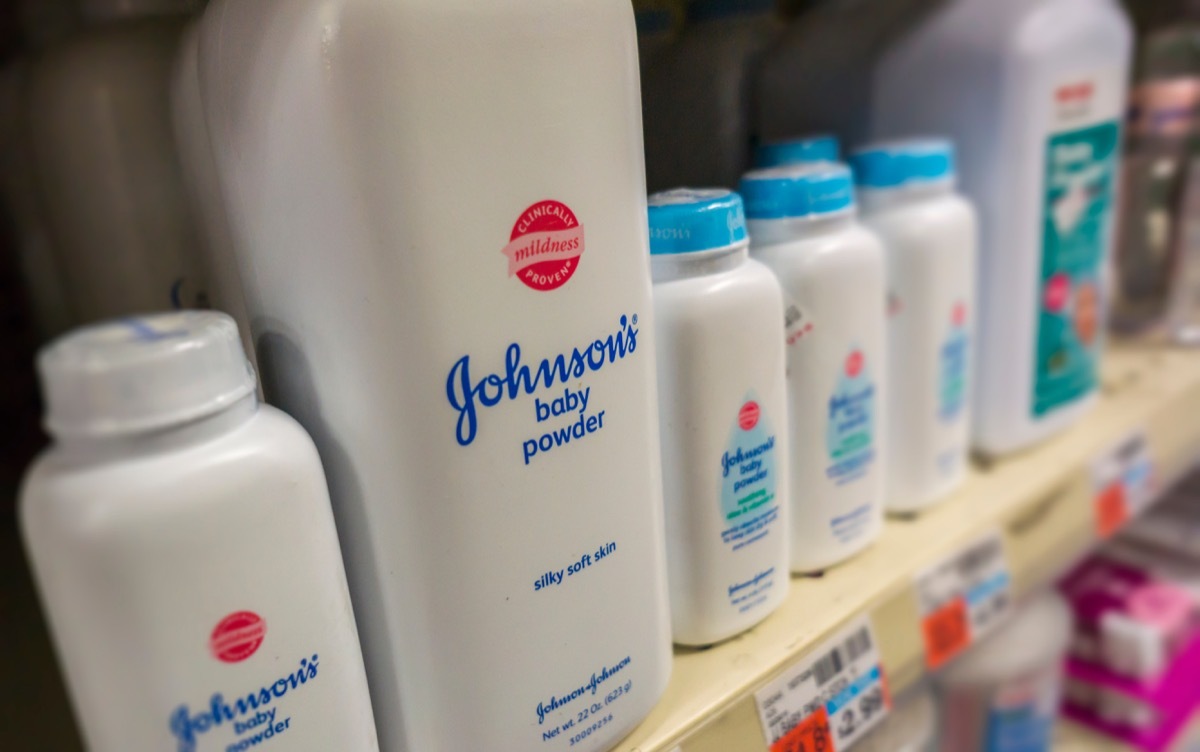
[446,315,640,446]
[169,655,319,752]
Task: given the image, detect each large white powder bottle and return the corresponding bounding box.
[193,1,673,750]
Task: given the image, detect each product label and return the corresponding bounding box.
[916,530,1012,669]
[502,200,586,292]
[984,673,1061,752]
[721,395,781,614]
[1033,75,1122,417]
[169,614,321,751]
[755,616,890,752]
[826,348,875,486]
[939,301,970,423]
[535,655,636,746]
[1092,430,1155,539]
[445,314,639,467]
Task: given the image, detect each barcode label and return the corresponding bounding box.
[755,616,888,751]
[812,625,872,687]
[915,529,1011,669]
[1092,430,1155,538]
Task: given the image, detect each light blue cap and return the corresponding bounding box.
[739,162,856,220]
[647,188,748,255]
[756,135,841,168]
[849,139,956,189]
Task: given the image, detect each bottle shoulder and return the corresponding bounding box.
[863,195,978,248]
[653,258,783,318]
[21,406,324,526]
[751,225,885,274]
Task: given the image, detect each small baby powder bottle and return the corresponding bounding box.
[851,139,978,513]
[741,163,887,573]
[19,312,378,752]
[755,134,841,168]
[649,188,790,646]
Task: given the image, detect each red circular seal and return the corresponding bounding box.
[738,401,760,431]
[210,611,266,663]
[846,350,864,378]
[503,200,585,292]
[953,301,967,326]
[1044,273,1071,313]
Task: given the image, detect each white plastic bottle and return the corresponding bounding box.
[755,134,841,169]
[19,311,379,752]
[194,1,672,750]
[936,592,1073,751]
[872,0,1133,455]
[26,0,208,324]
[851,140,977,513]
[742,163,887,573]
[649,188,789,646]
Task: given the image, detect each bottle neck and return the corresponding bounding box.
[857,181,954,213]
[746,212,856,247]
[651,243,749,283]
[53,394,259,460]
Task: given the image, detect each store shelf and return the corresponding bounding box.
[1056,717,1200,752]
[617,344,1200,752]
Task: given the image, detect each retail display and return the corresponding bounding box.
[742,162,886,573]
[755,134,841,168]
[14,2,1200,751]
[936,592,1074,752]
[25,0,208,324]
[193,1,672,750]
[19,312,378,752]
[852,139,977,513]
[873,0,1134,456]
[649,188,789,646]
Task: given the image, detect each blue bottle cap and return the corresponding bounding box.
[756,135,841,168]
[739,162,856,220]
[849,139,956,189]
[647,188,748,255]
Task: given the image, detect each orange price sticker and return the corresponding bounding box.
[922,596,970,670]
[1095,480,1129,539]
[770,707,835,752]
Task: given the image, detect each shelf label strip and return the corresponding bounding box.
[754,614,889,752]
[915,528,1012,670]
[1092,429,1155,539]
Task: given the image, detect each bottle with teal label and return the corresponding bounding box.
[651,188,790,646]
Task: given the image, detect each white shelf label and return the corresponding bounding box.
[914,529,1012,669]
[754,615,888,752]
[1092,430,1155,538]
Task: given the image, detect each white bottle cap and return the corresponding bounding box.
[80,0,199,23]
[38,311,257,439]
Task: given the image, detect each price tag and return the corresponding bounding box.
[915,529,1011,670]
[1092,431,1154,539]
[755,615,889,752]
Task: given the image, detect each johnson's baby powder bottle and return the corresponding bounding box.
[194,1,672,749]
[741,163,887,572]
[872,0,1133,455]
[19,312,378,752]
[26,0,209,323]
[649,188,789,646]
[755,134,841,169]
[851,140,978,513]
